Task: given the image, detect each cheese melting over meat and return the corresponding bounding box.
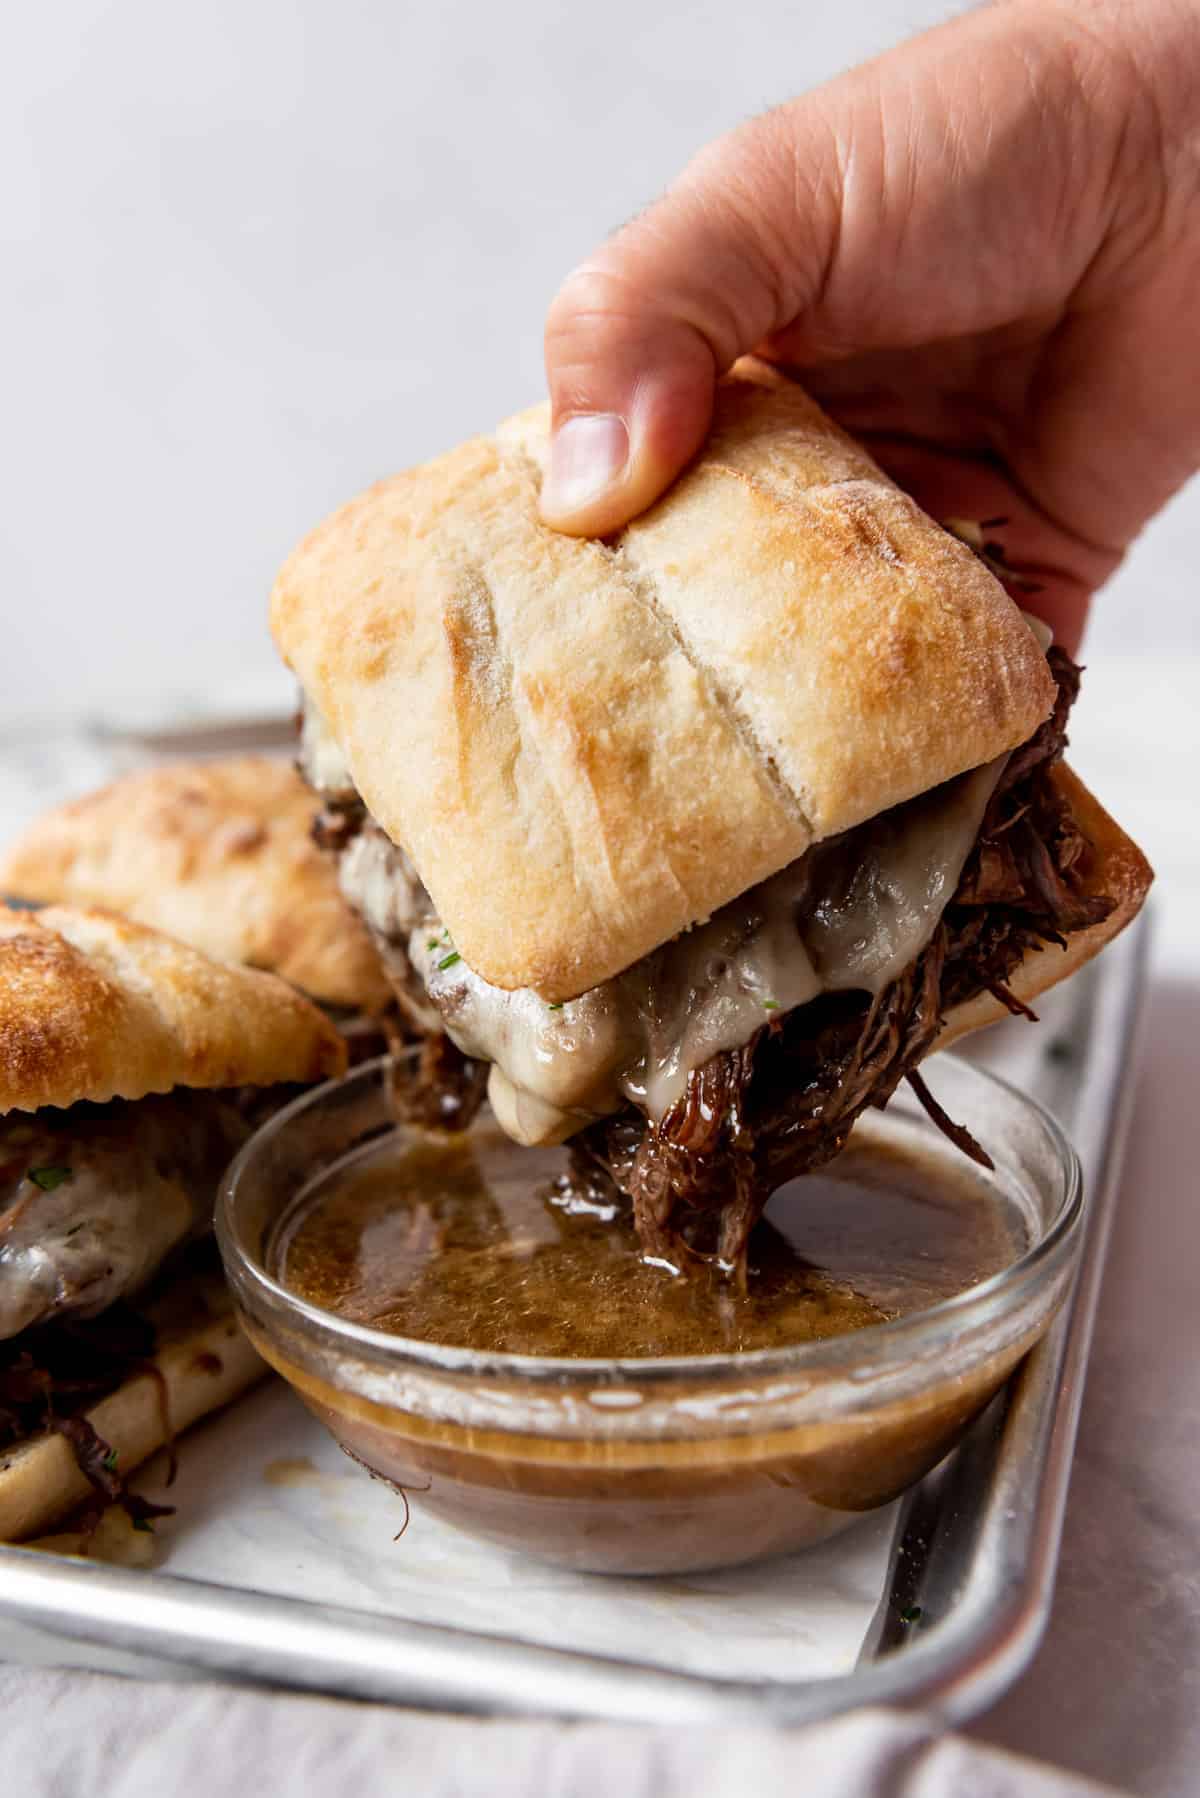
[300,600,1046,1154]
[339,754,1004,1147]
[0,1094,247,1339]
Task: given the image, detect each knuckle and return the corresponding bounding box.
[545,262,649,341]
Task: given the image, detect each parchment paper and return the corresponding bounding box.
[111,1384,900,1683]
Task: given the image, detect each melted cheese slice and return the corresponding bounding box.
[299,699,356,797]
[410,756,1005,1146]
[0,1095,237,1339]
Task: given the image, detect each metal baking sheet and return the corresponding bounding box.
[0,912,1149,1724]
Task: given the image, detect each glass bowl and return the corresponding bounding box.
[216,1055,1082,1576]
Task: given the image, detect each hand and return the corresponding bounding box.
[539,0,1200,651]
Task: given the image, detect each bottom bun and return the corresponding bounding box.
[0,1268,265,1542]
[935,763,1152,1054]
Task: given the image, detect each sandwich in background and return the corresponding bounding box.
[0,755,394,1050]
[0,904,346,1541]
[271,358,1151,1271]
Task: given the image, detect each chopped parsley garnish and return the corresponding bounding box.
[547,1002,564,1011]
[762,1000,780,1012]
[427,938,439,950]
[27,1166,72,1192]
[899,1604,923,1624]
[132,1516,155,1533]
[437,951,462,972]
[102,1449,119,1474]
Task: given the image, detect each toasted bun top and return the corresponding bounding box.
[271,360,1055,1001]
[0,757,389,1013]
[935,764,1153,1052]
[0,906,347,1114]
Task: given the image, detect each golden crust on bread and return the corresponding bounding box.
[271,361,1055,1000]
[0,906,347,1114]
[274,438,803,1001]
[0,1269,264,1541]
[935,765,1153,1051]
[0,757,389,1013]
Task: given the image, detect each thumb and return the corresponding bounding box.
[538,114,824,535]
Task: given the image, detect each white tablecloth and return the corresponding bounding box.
[0,1669,1120,1797]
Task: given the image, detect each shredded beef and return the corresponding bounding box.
[392,1030,488,1133]
[0,1302,175,1533]
[55,1415,175,1534]
[311,791,367,855]
[574,647,1114,1273]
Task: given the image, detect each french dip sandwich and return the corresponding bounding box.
[271,360,1150,1269]
[0,756,392,1026]
[0,904,345,1539]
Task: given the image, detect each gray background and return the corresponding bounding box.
[2,0,1195,721]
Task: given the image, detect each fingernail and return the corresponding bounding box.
[542,414,629,518]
